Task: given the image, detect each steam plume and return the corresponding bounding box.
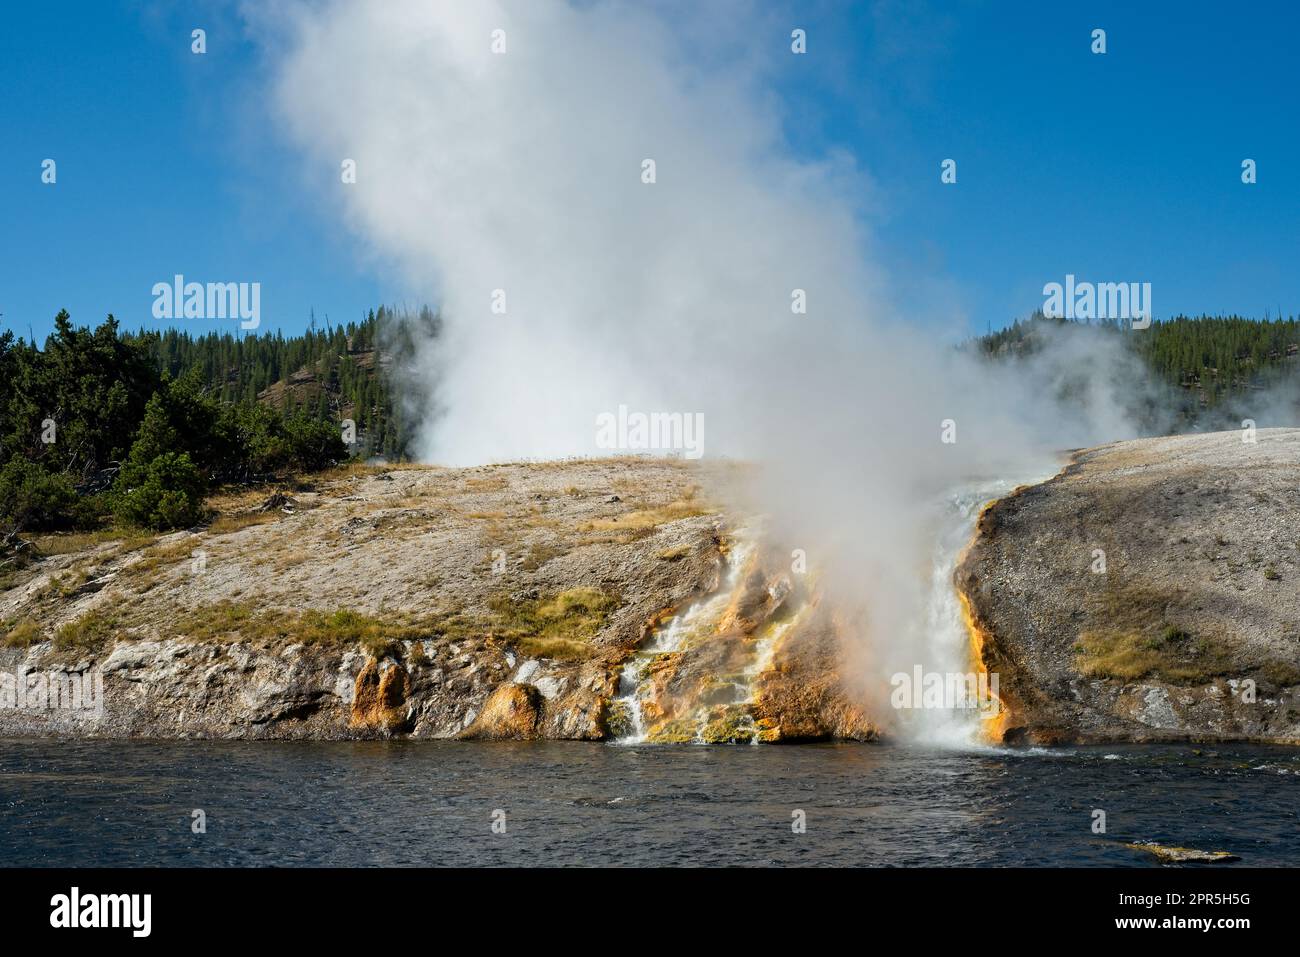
[250,0,1162,736]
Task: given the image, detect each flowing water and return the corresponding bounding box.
[1,738,1297,866]
[608,477,1039,747]
[899,479,1029,746]
[608,534,769,744]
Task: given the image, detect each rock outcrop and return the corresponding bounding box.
[0,459,865,741]
[351,660,413,731]
[8,431,1298,746]
[461,682,546,740]
[959,429,1300,745]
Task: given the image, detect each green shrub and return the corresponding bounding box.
[216,405,347,478]
[113,452,207,530]
[0,457,76,532]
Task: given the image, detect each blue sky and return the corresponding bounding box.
[2,0,1297,344]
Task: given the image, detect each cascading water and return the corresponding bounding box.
[609,597,727,744]
[900,473,1058,747]
[897,483,1011,746]
[609,475,1051,749]
[609,533,774,744]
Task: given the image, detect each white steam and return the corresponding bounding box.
[250,0,1160,737]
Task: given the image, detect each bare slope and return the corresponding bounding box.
[0,458,871,742]
[960,428,1300,744]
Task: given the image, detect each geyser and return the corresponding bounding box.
[251,0,1159,742]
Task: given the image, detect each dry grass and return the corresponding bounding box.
[205,485,283,512]
[1258,661,1300,687]
[54,610,121,654]
[207,511,278,536]
[177,602,277,643]
[35,571,88,601]
[30,528,154,557]
[484,586,619,660]
[118,538,197,591]
[176,602,425,659]
[464,475,509,493]
[475,520,516,553]
[1075,579,1240,683]
[656,544,693,562]
[298,461,395,485]
[610,476,652,494]
[521,541,565,571]
[2,619,42,648]
[1075,627,1235,683]
[512,636,591,660]
[268,548,314,572]
[580,499,710,536]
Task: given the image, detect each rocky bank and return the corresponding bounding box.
[5,430,1299,746]
[959,428,1300,745]
[0,458,870,742]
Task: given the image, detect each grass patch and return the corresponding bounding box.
[1075,628,1235,683]
[176,602,423,659]
[298,609,417,659]
[267,548,313,573]
[521,541,564,571]
[118,538,197,592]
[2,619,42,648]
[208,511,278,536]
[35,571,88,601]
[30,527,155,557]
[656,544,693,562]
[177,602,285,643]
[297,462,393,486]
[464,475,509,493]
[513,636,591,659]
[1258,661,1300,687]
[485,586,619,660]
[580,499,709,537]
[53,611,121,654]
[1075,580,1239,683]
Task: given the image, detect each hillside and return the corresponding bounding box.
[0,458,871,742]
[5,433,1300,745]
[975,313,1300,427]
[960,428,1300,744]
[129,305,429,461]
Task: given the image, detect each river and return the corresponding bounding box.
[1,739,1296,866]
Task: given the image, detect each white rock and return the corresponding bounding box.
[101,641,165,673]
[515,659,540,683]
[534,675,566,700]
[1138,686,1179,729]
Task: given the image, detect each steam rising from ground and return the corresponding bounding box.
[252,0,1164,735]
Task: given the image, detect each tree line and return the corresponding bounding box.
[974,312,1300,427]
[0,306,435,542]
[2,306,1295,545]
